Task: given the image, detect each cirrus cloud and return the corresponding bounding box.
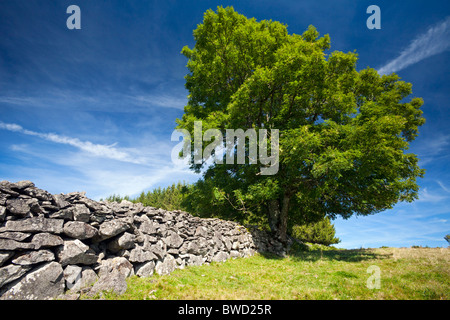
[378,16,450,75]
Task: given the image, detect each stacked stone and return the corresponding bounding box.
[0,180,262,300]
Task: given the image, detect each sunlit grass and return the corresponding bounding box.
[95,247,449,300]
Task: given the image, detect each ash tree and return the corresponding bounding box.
[176,6,425,242]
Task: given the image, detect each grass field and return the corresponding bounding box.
[96,247,449,300]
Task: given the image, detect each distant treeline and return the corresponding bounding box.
[103,182,340,246]
[103,182,188,212]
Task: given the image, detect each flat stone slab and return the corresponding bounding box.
[2,217,64,234]
[0,262,64,300]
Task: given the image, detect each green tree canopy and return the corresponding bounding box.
[176,6,425,241]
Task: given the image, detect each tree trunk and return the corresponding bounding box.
[268,193,291,243]
[268,199,280,235]
[279,193,290,242]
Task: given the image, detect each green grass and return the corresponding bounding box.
[95,247,449,300]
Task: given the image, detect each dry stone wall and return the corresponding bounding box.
[0,180,281,300]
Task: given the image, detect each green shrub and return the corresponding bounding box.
[291,217,340,246]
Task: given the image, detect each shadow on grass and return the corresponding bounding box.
[258,247,391,263]
[248,226,392,263]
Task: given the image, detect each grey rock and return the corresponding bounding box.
[98,218,131,240]
[26,198,44,215]
[212,251,229,263]
[89,214,106,225]
[73,204,90,222]
[143,207,159,217]
[161,211,174,222]
[14,181,35,190]
[78,267,98,292]
[164,230,184,249]
[0,193,8,206]
[0,181,15,189]
[64,265,82,286]
[132,228,146,244]
[65,191,86,201]
[107,232,135,253]
[128,247,157,263]
[0,239,35,251]
[188,239,209,256]
[3,216,64,234]
[0,264,32,289]
[167,248,179,254]
[98,204,113,215]
[213,237,224,251]
[155,254,177,275]
[49,207,74,220]
[175,257,186,269]
[88,257,132,297]
[148,239,166,259]
[56,240,98,266]
[0,183,19,197]
[0,251,14,267]
[135,261,155,277]
[0,231,32,242]
[138,216,158,235]
[188,254,204,266]
[105,201,129,214]
[12,249,55,265]
[63,221,98,240]
[31,233,64,249]
[97,257,133,278]
[88,268,127,297]
[158,223,167,236]
[119,199,134,208]
[242,248,256,257]
[64,266,98,292]
[75,198,103,212]
[127,202,144,216]
[0,262,64,300]
[0,206,6,221]
[6,199,30,217]
[145,235,158,243]
[224,238,232,251]
[40,203,59,213]
[22,187,53,201]
[195,226,208,238]
[181,241,197,255]
[52,194,70,209]
[230,250,241,258]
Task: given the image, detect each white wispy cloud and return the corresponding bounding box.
[436,180,450,193]
[4,146,198,200]
[0,121,146,165]
[417,187,449,203]
[0,121,199,199]
[0,90,187,112]
[378,16,450,75]
[414,133,450,166]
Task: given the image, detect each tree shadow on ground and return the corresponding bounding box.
[258,247,392,263]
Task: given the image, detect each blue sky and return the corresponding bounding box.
[0,0,449,248]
